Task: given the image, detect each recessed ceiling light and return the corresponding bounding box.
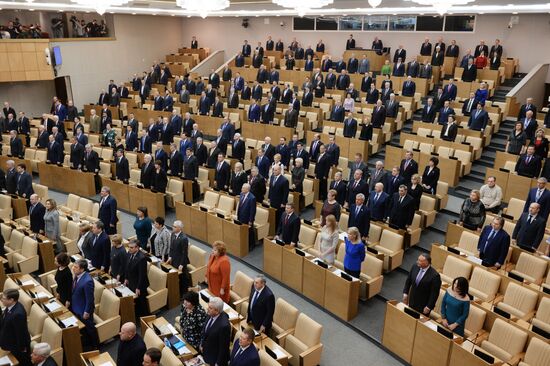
[132,12,136,15]
[187,15,191,17]
[171,14,175,16]
[479,12,485,14]
[512,11,518,14]
[29,8,34,11]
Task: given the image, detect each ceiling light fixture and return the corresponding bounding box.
[176,0,229,18]
[408,0,475,15]
[70,0,130,15]
[273,0,333,17]
[368,0,382,7]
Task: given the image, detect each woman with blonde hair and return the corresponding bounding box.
[44,198,62,253]
[408,174,423,211]
[459,190,486,231]
[344,226,365,278]
[319,215,339,264]
[206,241,231,303]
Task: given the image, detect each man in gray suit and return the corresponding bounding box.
[167,220,190,296]
[369,161,387,191]
[348,153,369,182]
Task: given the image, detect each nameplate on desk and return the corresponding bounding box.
[473,348,495,364]
[315,259,328,269]
[199,290,211,303]
[43,300,61,313]
[403,306,421,319]
[493,306,511,319]
[436,325,454,339]
[295,248,306,257]
[508,272,524,282]
[264,345,278,360]
[447,246,461,255]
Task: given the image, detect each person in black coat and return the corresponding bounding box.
[53,252,73,307]
[115,149,130,182]
[421,157,440,194]
[140,154,155,188]
[168,144,182,176]
[15,163,33,198]
[117,322,146,366]
[98,187,118,234]
[515,146,542,178]
[246,275,275,333]
[399,151,419,184]
[153,142,168,171]
[230,134,245,162]
[183,148,199,181]
[346,169,368,207]
[46,134,63,164]
[269,166,290,229]
[229,163,247,196]
[403,253,442,315]
[371,101,386,128]
[343,113,357,138]
[69,136,84,169]
[387,185,415,229]
[249,168,266,204]
[329,172,347,206]
[8,130,23,158]
[276,203,300,246]
[512,203,546,250]
[5,161,17,195]
[0,288,31,365]
[214,154,231,191]
[348,194,370,240]
[29,194,46,233]
[201,298,231,366]
[152,161,168,193]
[315,145,332,201]
[421,98,437,123]
[168,221,190,295]
[194,138,208,166]
[124,240,150,317]
[89,221,111,271]
[440,117,458,142]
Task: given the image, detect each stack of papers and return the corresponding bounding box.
[166,324,178,335]
[116,285,136,297]
[0,355,13,365]
[21,280,36,287]
[44,301,62,312]
[178,346,191,355]
[467,256,483,265]
[36,291,51,299]
[61,315,78,327]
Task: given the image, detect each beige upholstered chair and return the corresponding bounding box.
[199,191,219,210]
[468,266,500,302]
[161,345,183,366]
[215,195,235,217]
[464,304,487,338]
[495,282,538,320]
[254,207,270,241]
[39,318,64,366]
[165,179,184,208]
[147,265,168,313]
[0,194,13,219]
[93,289,121,343]
[503,198,525,220]
[509,253,547,284]
[439,255,473,285]
[144,328,165,350]
[359,255,384,300]
[9,236,39,273]
[259,349,281,366]
[369,230,404,271]
[455,230,479,255]
[530,296,550,335]
[27,304,48,342]
[187,245,207,286]
[280,313,323,366]
[518,336,550,366]
[229,271,253,313]
[418,195,437,228]
[297,225,317,250]
[480,318,528,364]
[270,298,299,341]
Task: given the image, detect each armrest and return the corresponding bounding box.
[95,315,121,329]
[38,269,57,285]
[519,310,536,322]
[508,352,525,366]
[188,264,207,275]
[18,255,39,273]
[276,327,295,345]
[233,297,249,306]
[299,343,323,366]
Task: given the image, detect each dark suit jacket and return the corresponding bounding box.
[71,271,94,317]
[215,162,231,190]
[36,131,49,148]
[83,150,100,173]
[276,212,300,244]
[268,175,289,208]
[115,157,130,181]
[403,265,442,314]
[421,105,436,123]
[236,192,256,224]
[5,168,17,194]
[169,233,190,268]
[329,180,347,206]
[230,339,260,366]
[367,190,390,221]
[371,106,386,128]
[388,193,415,229]
[477,226,510,266]
[399,159,418,184]
[246,285,275,332]
[468,110,489,131]
[47,141,63,163]
[348,204,370,238]
[183,155,198,180]
[140,162,155,188]
[168,152,182,176]
[195,144,208,166]
[422,166,440,194]
[125,251,149,293]
[315,153,331,179]
[29,202,46,233]
[461,65,477,82]
[89,231,111,271]
[512,213,546,249]
[346,180,368,206]
[70,142,85,168]
[0,301,30,353]
[524,187,550,219]
[9,137,23,157]
[515,154,542,178]
[16,172,33,197]
[99,195,118,229]
[201,312,231,366]
[117,334,147,366]
[440,123,458,141]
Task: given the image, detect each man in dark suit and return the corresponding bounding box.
[35,125,49,148]
[201,297,231,366]
[385,94,399,118]
[420,38,432,56]
[440,116,458,141]
[392,58,405,77]
[399,151,418,184]
[403,253,442,315]
[82,144,99,173]
[437,100,455,125]
[124,240,149,317]
[70,259,99,348]
[292,143,310,170]
[315,145,331,201]
[446,40,459,57]
[406,60,419,78]
[431,46,444,66]
[138,131,153,154]
[242,40,251,56]
[336,70,350,90]
[441,79,457,102]
[513,203,546,250]
[237,184,257,248]
[29,194,46,234]
[515,145,542,178]
[420,98,436,123]
[461,58,477,82]
[229,163,248,196]
[5,160,17,195]
[467,103,488,131]
[115,149,130,182]
[517,97,537,120]
[168,144,182,176]
[418,63,433,79]
[116,322,146,366]
[89,221,111,271]
[474,40,489,57]
[346,169,368,208]
[330,101,345,122]
[249,167,266,204]
[246,275,275,333]
[521,110,537,141]
[266,36,274,51]
[154,142,168,171]
[254,149,270,179]
[98,186,118,234]
[0,288,31,365]
[477,217,510,268]
[260,102,275,124]
[401,76,416,97]
[276,203,300,246]
[368,161,387,191]
[371,100,386,128]
[231,134,245,163]
[309,134,323,163]
[387,185,415,229]
[124,126,138,151]
[30,342,57,366]
[15,163,33,198]
[329,172,347,206]
[346,34,356,50]
[343,113,357,138]
[368,182,389,221]
[46,134,63,164]
[284,105,299,128]
[247,100,261,122]
[8,130,23,157]
[194,137,208,166]
[523,177,550,220]
[348,193,370,240]
[140,154,155,189]
[462,92,478,116]
[168,221,190,295]
[214,153,231,191]
[269,166,289,229]
[230,328,260,366]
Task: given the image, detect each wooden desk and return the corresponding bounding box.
[128,185,165,218]
[80,351,116,366]
[83,104,120,122]
[281,247,304,293]
[141,315,199,361]
[263,239,283,281]
[323,268,360,321]
[254,334,292,366]
[11,196,28,218]
[411,319,461,366]
[100,177,130,212]
[222,219,249,257]
[177,48,209,61]
[206,213,224,244]
[175,202,192,234]
[56,311,84,366]
[302,258,326,306]
[182,179,194,204]
[342,49,389,72]
[448,342,503,366]
[38,240,56,273]
[189,206,208,242]
[241,121,293,143]
[38,163,96,197]
[381,301,420,364]
[160,264,181,310]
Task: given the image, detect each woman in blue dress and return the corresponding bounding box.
[441,276,470,337]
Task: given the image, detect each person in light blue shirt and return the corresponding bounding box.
[343,226,366,278]
[441,277,470,337]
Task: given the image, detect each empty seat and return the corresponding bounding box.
[147,265,168,313]
[280,313,323,366]
[270,298,299,341]
[495,282,538,320]
[503,198,526,221]
[437,146,454,159]
[254,207,270,241]
[370,230,404,271]
[468,266,500,302]
[519,337,550,366]
[199,191,219,210]
[165,179,184,208]
[510,252,547,284]
[455,230,479,255]
[480,318,528,364]
[187,245,207,286]
[297,225,317,250]
[161,346,182,366]
[359,255,384,300]
[93,289,121,343]
[144,328,165,350]
[417,127,432,137]
[440,255,473,285]
[9,236,39,273]
[530,296,550,335]
[464,304,487,338]
[418,142,433,154]
[0,194,13,219]
[28,304,48,342]
[229,271,253,313]
[418,195,437,227]
[453,150,472,176]
[38,318,63,366]
[215,195,235,217]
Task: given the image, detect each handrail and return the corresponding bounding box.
[504,63,549,119]
[215,53,237,74]
[190,50,225,77]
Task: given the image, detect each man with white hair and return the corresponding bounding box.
[369,161,387,191]
[238,183,257,249]
[5,160,17,194]
[201,297,231,366]
[168,220,190,296]
[116,322,146,366]
[31,342,56,365]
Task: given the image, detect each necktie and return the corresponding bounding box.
[374,193,380,203]
[536,190,543,201]
[205,317,214,331]
[355,206,360,216]
[72,276,78,289]
[528,215,532,224]
[399,196,403,204]
[415,269,424,285]
[527,156,531,164]
[250,290,259,310]
[234,348,244,359]
[284,214,289,225]
[476,110,480,119]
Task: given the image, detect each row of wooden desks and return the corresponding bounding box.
[263,239,360,321]
[140,315,199,362]
[38,163,96,197]
[99,177,165,218]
